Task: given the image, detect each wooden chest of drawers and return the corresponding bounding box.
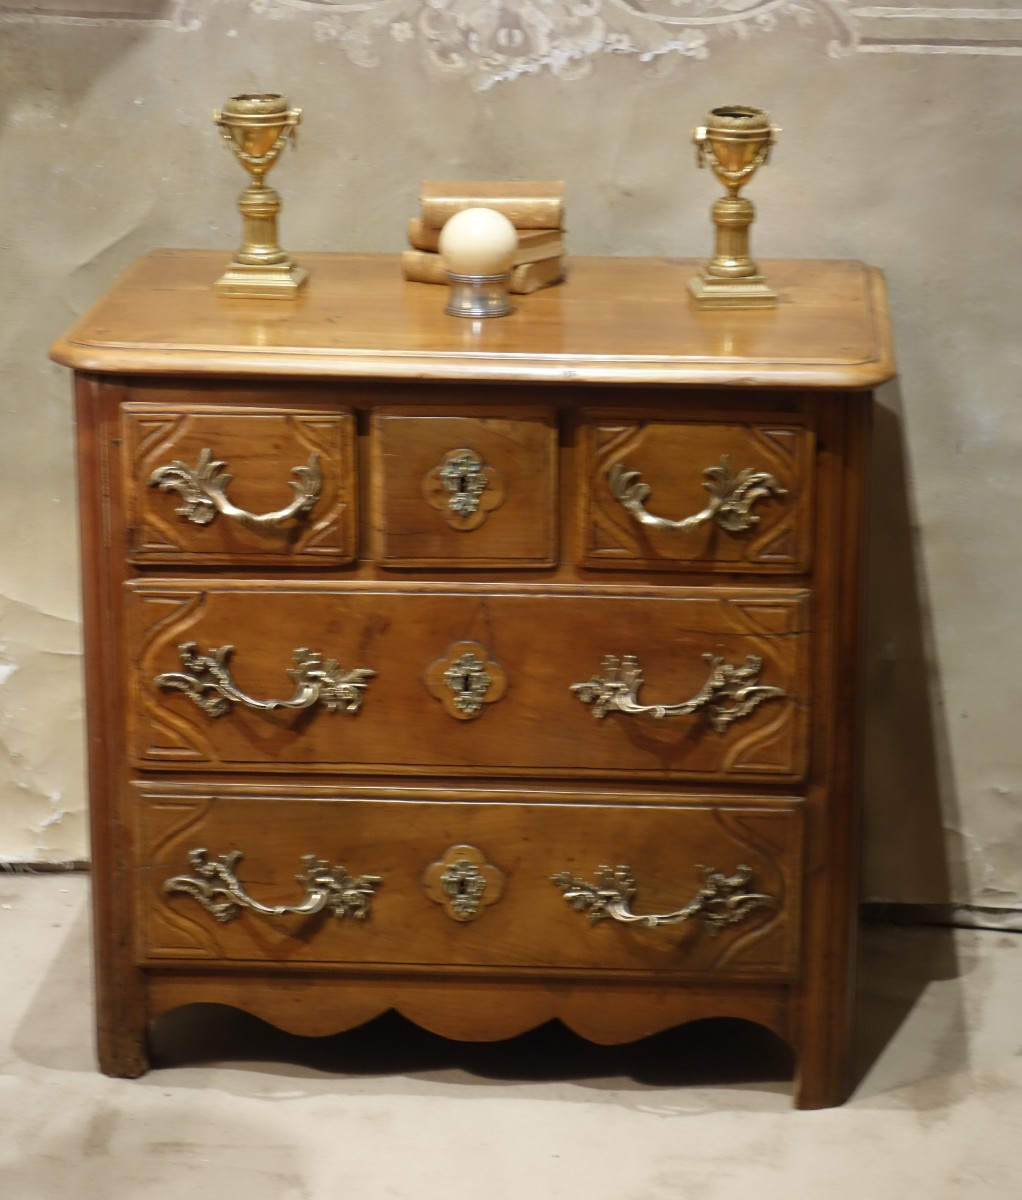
[52,250,894,1108]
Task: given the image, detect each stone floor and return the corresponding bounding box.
[1,871,1020,1198]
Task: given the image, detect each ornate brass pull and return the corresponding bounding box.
[149,448,321,531]
[608,455,785,534]
[571,653,784,733]
[164,848,380,923]
[155,642,374,718]
[552,864,775,934]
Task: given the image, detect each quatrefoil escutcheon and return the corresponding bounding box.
[424,640,508,721]
[422,448,507,531]
[422,845,505,923]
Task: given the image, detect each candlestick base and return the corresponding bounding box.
[444,271,513,318]
[215,261,309,299]
[688,270,777,310]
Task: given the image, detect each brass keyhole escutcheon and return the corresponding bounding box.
[424,641,508,721]
[423,845,505,923]
[422,447,506,531]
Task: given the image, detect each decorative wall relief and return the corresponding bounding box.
[0,1,202,29]
[286,0,852,82]
[6,4,1017,85]
[261,1,1022,87]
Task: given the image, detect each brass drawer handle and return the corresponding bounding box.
[155,642,374,717]
[571,653,784,732]
[552,864,775,934]
[164,848,380,923]
[149,448,322,531]
[608,454,785,534]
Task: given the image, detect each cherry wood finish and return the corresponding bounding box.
[53,251,894,1107]
[51,252,893,388]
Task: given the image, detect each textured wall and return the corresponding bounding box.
[0,1,1019,908]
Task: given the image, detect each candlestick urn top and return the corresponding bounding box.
[694,105,778,197]
[214,93,301,181]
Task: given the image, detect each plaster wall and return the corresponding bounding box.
[0,1,1018,908]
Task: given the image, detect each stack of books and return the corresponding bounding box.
[401,180,566,294]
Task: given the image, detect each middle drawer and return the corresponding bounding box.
[129,582,810,782]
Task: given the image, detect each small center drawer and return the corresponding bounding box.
[370,407,558,567]
[138,787,803,980]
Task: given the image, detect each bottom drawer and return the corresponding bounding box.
[138,787,803,980]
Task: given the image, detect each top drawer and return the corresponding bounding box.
[578,412,814,574]
[123,394,356,567]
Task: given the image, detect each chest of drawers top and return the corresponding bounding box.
[51,250,894,388]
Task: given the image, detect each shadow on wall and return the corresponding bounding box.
[11,899,95,1073]
[862,380,958,909]
[850,378,963,1094]
[854,920,963,1106]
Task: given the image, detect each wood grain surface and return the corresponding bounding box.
[51,251,895,388]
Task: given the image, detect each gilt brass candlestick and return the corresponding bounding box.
[689,105,778,309]
[213,93,307,298]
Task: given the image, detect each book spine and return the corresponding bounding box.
[403,250,565,294]
[401,249,447,285]
[509,259,565,294]
[420,196,564,231]
[408,220,565,266]
[407,218,441,253]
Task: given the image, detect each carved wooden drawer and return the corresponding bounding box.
[123,393,356,566]
[128,581,810,781]
[578,410,814,573]
[140,788,803,980]
[370,407,558,567]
